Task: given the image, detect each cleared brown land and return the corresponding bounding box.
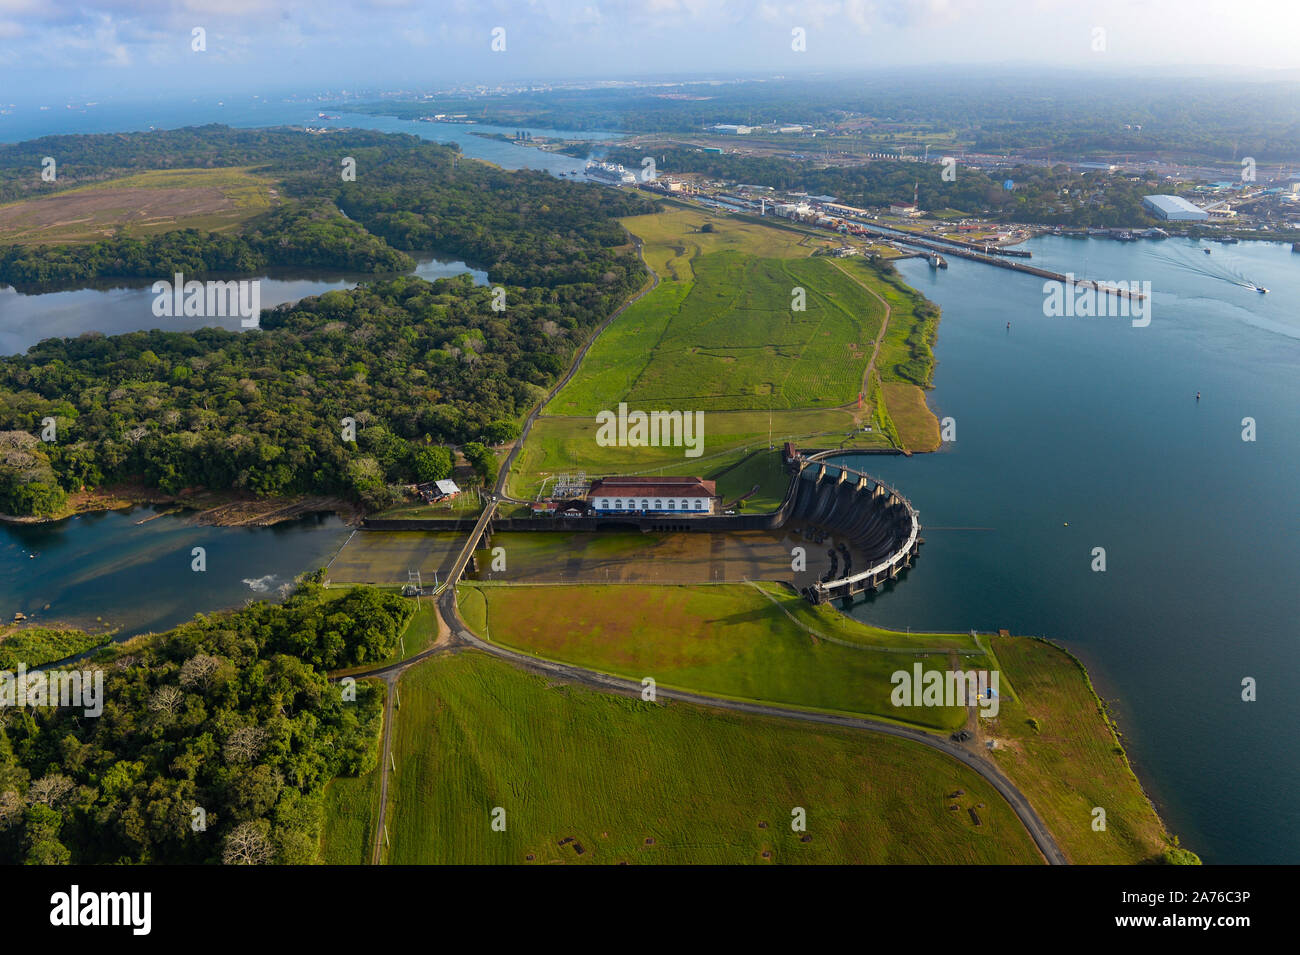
[0,167,277,244]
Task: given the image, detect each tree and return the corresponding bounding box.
[411,445,453,483]
[222,820,274,865]
[179,653,221,690]
[223,726,268,764]
[26,774,74,809]
[148,686,184,716]
[462,442,497,486]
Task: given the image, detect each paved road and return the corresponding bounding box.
[369,671,397,865]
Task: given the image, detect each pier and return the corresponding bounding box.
[845,218,1146,301]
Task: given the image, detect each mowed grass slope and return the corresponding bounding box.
[451,583,1182,864]
[985,636,1175,864]
[0,166,278,244]
[506,407,889,500]
[520,204,940,499]
[383,650,1042,864]
[460,581,986,730]
[552,250,883,414]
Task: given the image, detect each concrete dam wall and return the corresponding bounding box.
[791,456,922,604]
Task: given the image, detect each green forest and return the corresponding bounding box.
[0,126,654,516]
[0,580,403,864]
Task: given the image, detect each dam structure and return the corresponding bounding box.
[361,450,922,606]
[789,453,922,604]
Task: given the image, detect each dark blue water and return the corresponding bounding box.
[842,236,1300,864]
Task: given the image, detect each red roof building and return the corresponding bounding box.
[587,476,716,515]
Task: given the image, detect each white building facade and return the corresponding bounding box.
[587,476,716,515]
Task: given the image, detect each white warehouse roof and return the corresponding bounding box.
[1142,195,1208,220]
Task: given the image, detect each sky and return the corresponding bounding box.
[1,0,1298,102]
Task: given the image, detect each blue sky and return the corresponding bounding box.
[1,0,1298,101]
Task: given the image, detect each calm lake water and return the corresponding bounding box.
[841,236,1300,864]
[1,507,351,639]
[0,254,488,355]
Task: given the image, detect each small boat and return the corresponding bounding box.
[1204,248,1212,255]
[1257,287,1268,294]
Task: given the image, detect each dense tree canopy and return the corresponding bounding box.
[0,126,654,515]
[0,581,405,864]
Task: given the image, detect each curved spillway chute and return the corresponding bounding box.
[790,455,922,603]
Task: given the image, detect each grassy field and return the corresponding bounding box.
[505,408,889,501]
[371,490,484,521]
[459,581,988,730]
[550,250,885,415]
[624,203,836,281]
[450,582,1183,864]
[882,381,941,452]
[382,649,1042,864]
[844,257,941,390]
[713,448,792,510]
[510,203,939,502]
[985,636,1178,864]
[0,167,278,244]
[0,624,112,668]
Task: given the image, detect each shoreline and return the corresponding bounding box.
[0,485,364,528]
